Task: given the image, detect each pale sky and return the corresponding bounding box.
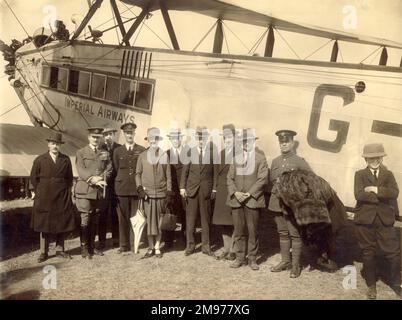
[1,0,401,125]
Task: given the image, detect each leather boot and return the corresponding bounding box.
[81,226,89,259]
[290,240,302,278]
[271,240,291,272]
[89,220,103,256]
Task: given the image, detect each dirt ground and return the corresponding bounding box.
[0,209,400,300]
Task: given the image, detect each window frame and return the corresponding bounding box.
[104,75,121,103]
[56,67,69,92]
[90,72,107,100]
[119,77,137,107]
[133,80,154,112]
[77,70,91,97]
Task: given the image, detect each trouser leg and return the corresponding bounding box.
[98,202,108,247]
[287,215,302,268]
[222,225,234,253]
[356,224,377,287]
[245,207,259,261]
[199,191,211,251]
[186,196,198,251]
[117,197,130,250]
[274,213,291,263]
[55,233,65,252]
[110,196,119,245]
[232,207,246,261]
[40,232,49,255]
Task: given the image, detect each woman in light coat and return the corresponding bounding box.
[135,127,172,258]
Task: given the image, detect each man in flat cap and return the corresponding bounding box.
[113,123,146,253]
[227,129,268,270]
[98,126,121,249]
[180,126,217,257]
[75,127,112,259]
[30,131,76,263]
[269,130,311,278]
[354,143,400,299]
[165,128,188,249]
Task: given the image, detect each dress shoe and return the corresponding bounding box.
[290,264,301,278]
[142,249,155,259]
[270,261,291,272]
[216,252,228,260]
[248,260,259,271]
[81,245,89,259]
[367,285,377,300]
[56,251,72,259]
[225,252,236,261]
[184,248,195,256]
[93,249,104,256]
[117,247,129,254]
[37,253,48,263]
[202,249,216,258]
[230,259,246,268]
[155,250,163,258]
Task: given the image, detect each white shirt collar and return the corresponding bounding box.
[125,143,134,150]
[49,152,58,163]
[88,144,98,151]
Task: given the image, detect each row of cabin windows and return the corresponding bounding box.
[41,65,153,111]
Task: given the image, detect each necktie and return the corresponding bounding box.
[373,169,378,181]
[199,148,203,165]
[94,147,97,154]
[128,146,132,152]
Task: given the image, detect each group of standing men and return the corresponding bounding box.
[30,122,400,299]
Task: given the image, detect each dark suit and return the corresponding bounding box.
[354,165,400,288]
[164,147,187,245]
[180,144,217,252]
[98,142,121,246]
[113,143,146,251]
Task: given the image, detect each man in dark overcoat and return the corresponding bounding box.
[113,123,146,253]
[30,131,76,263]
[212,124,240,261]
[164,128,187,249]
[354,143,400,299]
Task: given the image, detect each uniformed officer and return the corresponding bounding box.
[269,130,311,278]
[98,126,121,249]
[75,127,112,259]
[113,123,146,253]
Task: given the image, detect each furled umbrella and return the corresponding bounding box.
[130,200,146,253]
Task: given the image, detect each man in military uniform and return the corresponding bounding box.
[75,127,112,259]
[113,123,146,253]
[269,130,311,278]
[98,126,121,249]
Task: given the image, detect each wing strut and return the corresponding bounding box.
[71,0,104,41]
[159,0,180,50]
[110,0,130,45]
[120,2,153,45]
[213,19,223,53]
[264,25,274,57]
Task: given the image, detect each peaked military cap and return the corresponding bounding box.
[120,122,137,132]
[87,127,104,136]
[275,130,297,142]
[102,126,118,135]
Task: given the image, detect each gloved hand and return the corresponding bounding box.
[137,185,147,199]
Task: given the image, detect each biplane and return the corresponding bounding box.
[0,0,401,213]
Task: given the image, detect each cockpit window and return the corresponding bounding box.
[105,76,120,103]
[135,82,153,110]
[119,78,136,106]
[91,73,106,99]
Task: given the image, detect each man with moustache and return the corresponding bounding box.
[75,127,112,259]
[354,143,400,299]
[269,130,311,278]
[30,131,76,263]
[98,126,121,249]
[113,123,146,253]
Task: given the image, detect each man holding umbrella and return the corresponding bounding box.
[30,131,76,263]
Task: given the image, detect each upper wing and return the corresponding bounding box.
[121,0,402,49]
[0,124,86,177]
